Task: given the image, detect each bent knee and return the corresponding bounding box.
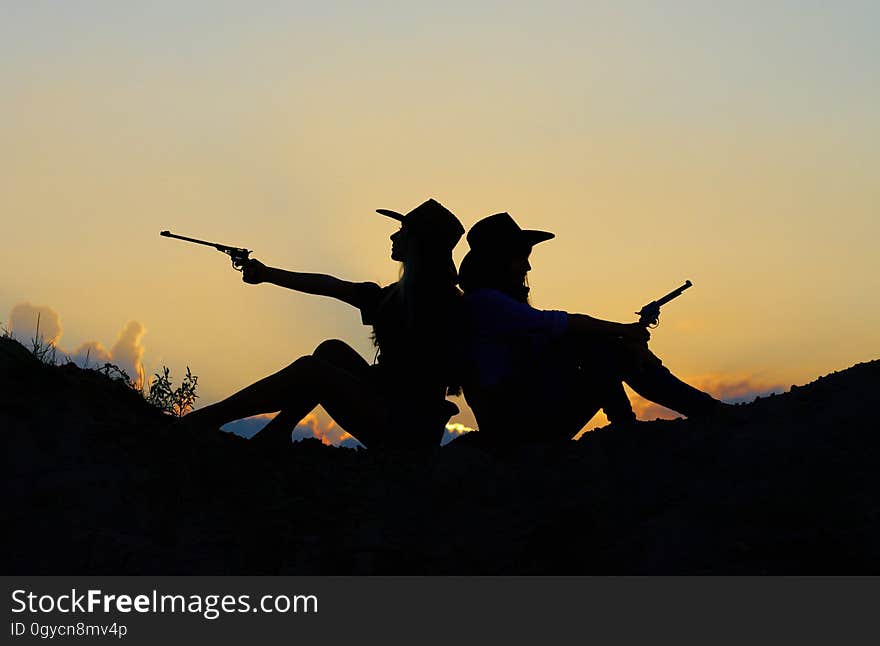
[313,339,350,359]
[279,354,315,377]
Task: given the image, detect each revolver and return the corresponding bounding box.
[160,230,252,271]
[636,280,693,327]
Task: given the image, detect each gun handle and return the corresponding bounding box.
[636,306,660,328]
[230,251,251,271]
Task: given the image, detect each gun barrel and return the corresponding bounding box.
[654,280,693,307]
[160,231,222,249]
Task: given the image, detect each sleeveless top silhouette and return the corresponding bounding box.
[352,281,457,425]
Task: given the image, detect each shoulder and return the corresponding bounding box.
[464,288,568,336]
[464,287,510,305]
[357,282,398,325]
[464,288,527,312]
[353,281,385,303]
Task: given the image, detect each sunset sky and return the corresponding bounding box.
[3,1,878,440]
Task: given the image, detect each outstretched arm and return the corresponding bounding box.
[469,290,649,345]
[568,313,650,344]
[241,259,369,309]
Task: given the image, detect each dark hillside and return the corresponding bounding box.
[3,337,878,574]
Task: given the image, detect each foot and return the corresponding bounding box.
[604,408,638,432]
[692,402,750,425]
[176,412,223,434]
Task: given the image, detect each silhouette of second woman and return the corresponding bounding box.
[457,212,728,443]
[183,199,464,450]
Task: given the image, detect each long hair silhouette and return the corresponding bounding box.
[181,199,464,449]
[458,250,530,303]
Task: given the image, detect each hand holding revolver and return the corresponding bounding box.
[241,259,269,285]
[636,280,693,328]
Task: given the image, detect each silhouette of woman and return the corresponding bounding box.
[183,199,464,450]
[457,212,726,443]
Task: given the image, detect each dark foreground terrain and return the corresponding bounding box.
[3,337,878,574]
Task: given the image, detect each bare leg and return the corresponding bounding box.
[183,340,387,446]
[560,338,637,426]
[590,376,637,425]
[567,337,720,418]
[467,338,719,444]
[253,340,372,445]
[563,337,717,431]
[250,408,300,446]
[548,374,633,440]
[614,341,719,417]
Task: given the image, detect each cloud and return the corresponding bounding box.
[690,374,787,403]
[109,321,147,386]
[575,373,788,435]
[442,422,475,445]
[627,396,678,421]
[292,413,363,448]
[629,373,787,421]
[6,302,146,385]
[221,412,475,448]
[69,341,113,369]
[8,302,63,345]
[221,411,363,448]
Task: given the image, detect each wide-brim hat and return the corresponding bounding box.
[466,212,554,255]
[376,198,464,252]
